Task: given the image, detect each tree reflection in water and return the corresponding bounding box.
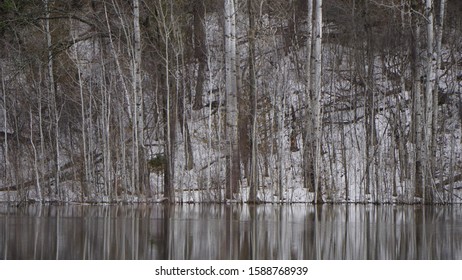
[0,204,461,259]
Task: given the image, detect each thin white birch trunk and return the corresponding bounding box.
[424,0,435,203]
[248,0,258,202]
[133,0,144,195]
[30,108,42,202]
[44,0,60,199]
[412,9,424,200]
[1,67,10,201]
[224,0,239,200]
[313,0,323,203]
[303,0,314,194]
[101,61,111,199]
[434,0,446,197]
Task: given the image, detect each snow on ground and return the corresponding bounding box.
[1,13,462,204]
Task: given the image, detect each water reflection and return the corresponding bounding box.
[0,204,461,259]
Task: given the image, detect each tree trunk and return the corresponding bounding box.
[303,0,314,193]
[423,0,435,203]
[247,0,259,203]
[163,38,175,202]
[1,67,11,201]
[313,0,324,204]
[433,0,447,201]
[411,6,424,200]
[44,0,61,200]
[133,0,147,196]
[224,0,240,200]
[193,0,206,110]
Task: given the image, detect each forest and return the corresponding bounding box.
[0,0,461,204]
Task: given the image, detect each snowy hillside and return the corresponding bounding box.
[0,0,461,204]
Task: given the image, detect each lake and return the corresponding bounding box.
[0,204,461,259]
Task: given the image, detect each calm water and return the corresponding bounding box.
[0,204,461,260]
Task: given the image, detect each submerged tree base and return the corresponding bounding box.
[1,188,459,206]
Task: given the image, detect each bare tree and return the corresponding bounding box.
[312,0,324,204]
[302,0,314,194]
[133,0,147,196]
[247,0,259,203]
[224,0,240,200]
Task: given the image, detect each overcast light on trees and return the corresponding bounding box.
[0,0,461,205]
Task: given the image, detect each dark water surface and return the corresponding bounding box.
[1,204,461,260]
